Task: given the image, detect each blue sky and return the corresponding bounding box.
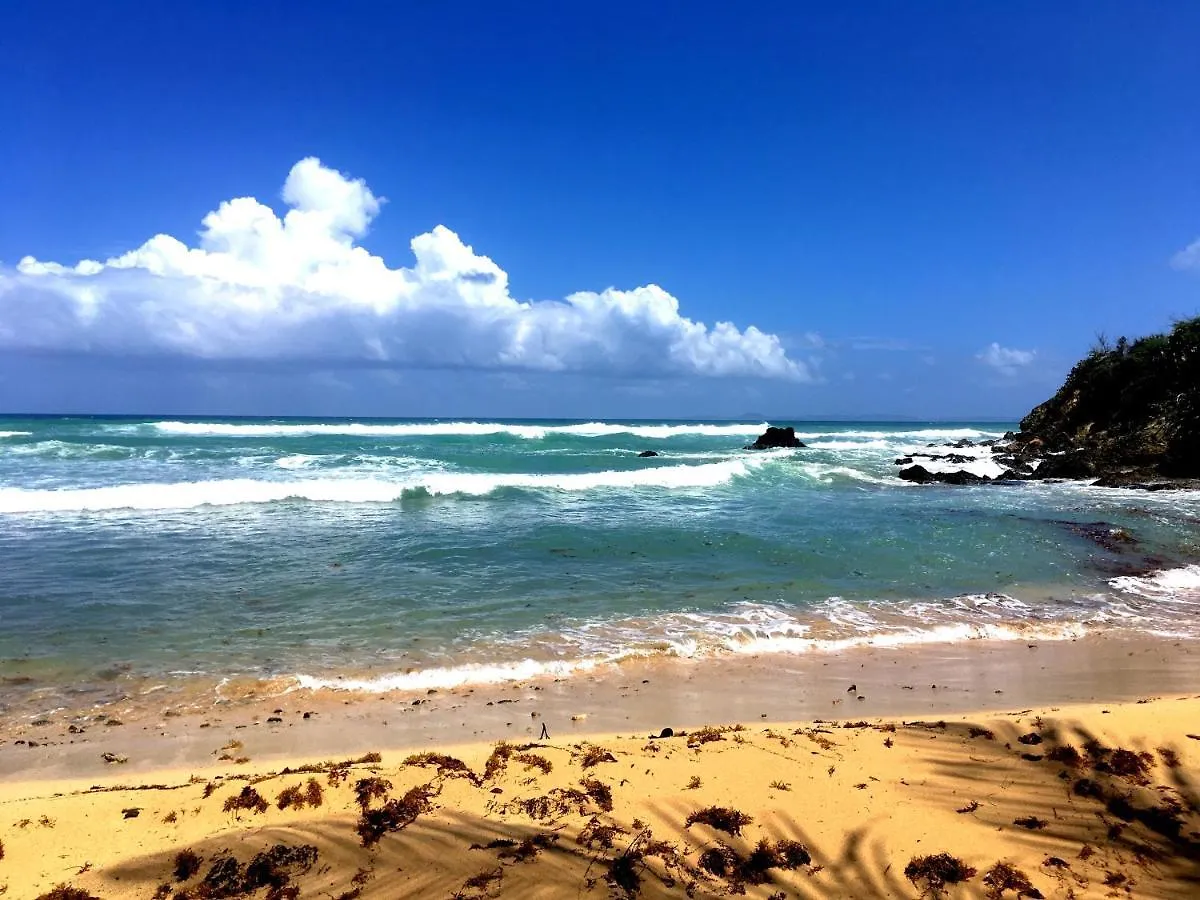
[1,1,1199,420]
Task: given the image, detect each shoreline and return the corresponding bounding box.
[5,631,1199,783]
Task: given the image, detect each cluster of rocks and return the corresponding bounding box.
[895,432,1200,490]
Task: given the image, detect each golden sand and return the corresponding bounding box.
[2,696,1199,899]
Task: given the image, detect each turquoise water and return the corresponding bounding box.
[1,416,1199,710]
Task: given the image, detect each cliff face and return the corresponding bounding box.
[1016,316,1200,479]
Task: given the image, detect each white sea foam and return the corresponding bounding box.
[0,457,776,513]
[287,599,1092,694]
[793,427,1003,441]
[292,656,616,692]
[274,454,323,469]
[795,463,896,486]
[1109,565,1200,602]
[726,621,1089,655]
[148,420,770,440]
[0,431,31,438]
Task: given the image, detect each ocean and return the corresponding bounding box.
[1,416,1199,717]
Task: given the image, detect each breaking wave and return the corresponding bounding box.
[147,420,770,440]
[0,456,780,513]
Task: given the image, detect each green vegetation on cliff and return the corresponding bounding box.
[1019,315,1200,477]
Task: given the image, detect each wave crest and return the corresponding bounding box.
[0,457,778,513]
[146,420,770,440]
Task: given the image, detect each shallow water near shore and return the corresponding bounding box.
[1,415,1200,719]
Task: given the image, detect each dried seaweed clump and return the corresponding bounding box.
[356,783,438,848]
[578,816,628,850]
[404,752,481,783]
[686,724,746,748]
[904,853,977,897]
[353,776,393,811]
[173,844,317,900]
[580,777,614,812]
[740,839,812,884]
[1046,745,1085,768]
[698,845,741,877]
[685,806,753,836]
[514,752,553,774]
[174,848,203,881]
[244,844,319,892]
[456,867,503,897]
[483,741,515,780]
[575,743,618,768]
[982,862,1039,899]
[1098,748,1154,784]
[510,787,591,821]
[604,834,686,899]
[222,785,269,815]
[276,777,324,811]
[496,832,559,863]
[34,888,103,900]
[696,839,810,886]
[1013,816,1048,830]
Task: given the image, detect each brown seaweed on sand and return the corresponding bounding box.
[174,848,203,881]
[34,888,102,900]
[355,783,438,847]
[404,752,481,783]
[684,806,753,836]
[982,861,1041,899]
[222,786,268,815]
[904,853,977,897]
[352,776,393,810]
[580,777,613,812]
[575,743,618,768]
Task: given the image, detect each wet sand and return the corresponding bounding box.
[3,632,1199,782]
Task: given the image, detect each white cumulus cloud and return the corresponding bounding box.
[1171,237,1200,272]
[976,342,1036,376]
[0,158,808,380]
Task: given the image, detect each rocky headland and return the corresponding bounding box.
[897,315,1200,489]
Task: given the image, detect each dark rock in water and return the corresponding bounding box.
[899,465,987,485]
[637,450,659,458]
[899,465,934,483]
[1051,519,1139,554]
[1032,452,1096,480]
[894,456,914,465]
[746,426,806,449]
[936,469,988,485]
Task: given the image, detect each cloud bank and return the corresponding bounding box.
[0,158,807,380]
[977,342,1035,376]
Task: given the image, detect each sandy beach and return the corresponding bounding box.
[3,637,1200,898]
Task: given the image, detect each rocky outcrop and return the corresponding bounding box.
[746,426,806,450]
[898,464,987,485]
[895,317,1200,489]
[637,450,659,458]
[1007,317,1200,482]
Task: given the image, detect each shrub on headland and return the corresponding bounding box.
[1019,315,1200,477]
